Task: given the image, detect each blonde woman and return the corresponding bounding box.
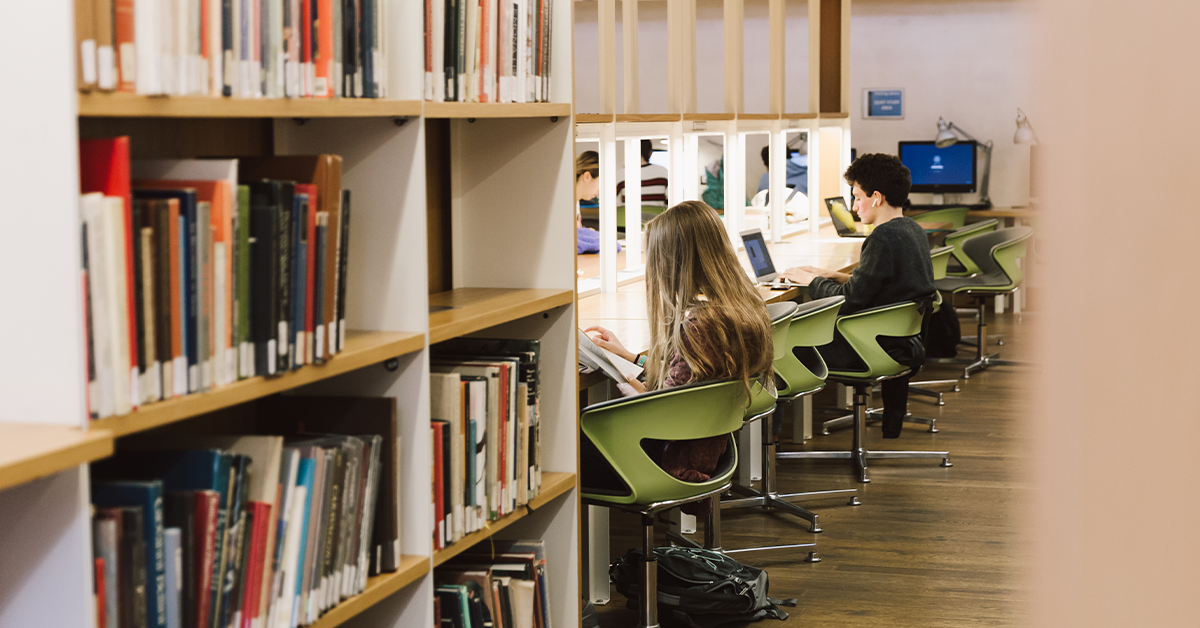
[583,200,773,496]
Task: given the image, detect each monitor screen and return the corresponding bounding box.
[740,230,776,280]
[898,141,977,194]
[648,149,669,168]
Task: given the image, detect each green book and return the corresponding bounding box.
[236,185,252,378]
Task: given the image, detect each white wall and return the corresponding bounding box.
[849,0,1034,208]
[573,0,810,115]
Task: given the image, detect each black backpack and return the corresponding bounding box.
[923,296,962,358]
[610,546,797,628]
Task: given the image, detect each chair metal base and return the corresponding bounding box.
[723,408,858,535]
[821,409,939,435]
[908,379,961,406]
[778,385,951,483]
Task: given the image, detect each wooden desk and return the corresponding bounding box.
[966,206,1036,220]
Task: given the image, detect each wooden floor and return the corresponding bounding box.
[593,310,1035,627]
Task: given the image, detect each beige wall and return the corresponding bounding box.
[1031,0,1200,625]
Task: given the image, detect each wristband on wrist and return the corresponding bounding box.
[635,353,648,368]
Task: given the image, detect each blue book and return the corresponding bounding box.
[292,458,316,624]
[93,480,168,628]
[133,188,198,391]
[163,527,182,628]
[93,449,232,627]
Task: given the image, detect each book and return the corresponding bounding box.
[93,481,168,628]
[162,492,195,628]
[77,0,98,91]
[118,506,149,628]
[164,527,182,628]
[94,509,122,628]
[577,329,642,384]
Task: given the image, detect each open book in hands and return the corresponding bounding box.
[578,329,644,384]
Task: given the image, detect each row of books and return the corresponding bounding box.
[90,395,401,628]
[429,339,544,551]
[435,540,553,628]
[79,138,352,420]
[75,0,388,98]
[423,0,553,103]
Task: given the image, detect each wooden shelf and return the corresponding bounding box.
[91,330,424,438]
[307,555,430,628]
[819,112,851,119]
[683,113,736,121]
[614,114,682,123]
[575,113,614,123]
[423,102,572,119]
[428,288,573,345]
[0,424,114,492]
[737,113,781,120]
[433,471,576,567]
[78,92,424,118]
[782,112,819,119]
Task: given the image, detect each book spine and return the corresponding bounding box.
[312,215,327,365]
[335,190,349,353]
[82,223,97,419]
[155,201,173,400]
[236,186,252,378]
[197,201,212,391]
[276,184,293,372]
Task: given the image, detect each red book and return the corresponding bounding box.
[166,198,182,394]
[80,137,138,408]
[432,423,445,550]
[94,557,106,628]
[113,0,135,92]
[314,0,334,97]
[194,490,221,628]
[498,363,509,514]
[241,501,272,628]
[296,184,318,364]
[301,0,313,94]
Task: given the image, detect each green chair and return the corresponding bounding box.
[908,245,962,408]
[714,300,858,540]
[910,206,969,233]
[932,226,1034,378]
[581,380,748,628]
[776,302,952,483]
[944,219,1000,276]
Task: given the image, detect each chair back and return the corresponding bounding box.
[745,303,797,418]
[945,219,999,276]
[961,226,1034,290]
[912,206,969,231]
[775,296,844,398]
[930,245,955,281]
[829,301,924,382]
[581,380,747,506]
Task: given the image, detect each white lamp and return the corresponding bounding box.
[934,116,993,208]
[1013,108,1039,144]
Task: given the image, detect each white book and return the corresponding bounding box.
[272,485,306,628]
[173,0,188,95]
[487,0,498,101]
[577,329,644,383]
[164,527,182,628]
[464,0,479,102]
[159,0,176,95]
[468,379,486,525]
[229,0,242,96]
[265,448,300,627]
[268,0,285,98]
[102,196,133,416]
[140,227,162,403]
[82,194,115,419]
[431,0,445,101]
[134,0,162,94]
[208,0,223,94]
[431,373,465,542]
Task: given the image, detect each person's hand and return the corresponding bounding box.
[781,266,820,285]
[583,325,636,363]
[616,375,647,397]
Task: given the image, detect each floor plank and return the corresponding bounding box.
[593,311,1034,627]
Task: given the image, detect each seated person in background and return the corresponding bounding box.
[615,139,670,208]
[584,201,773,508]
[781,153,934,438]
[575,151,619,254]
[756,145,809,195]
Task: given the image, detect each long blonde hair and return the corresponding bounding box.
[643,201,773,397]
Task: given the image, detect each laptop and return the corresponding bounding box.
[739,228,804,289]
[825,196,869,238]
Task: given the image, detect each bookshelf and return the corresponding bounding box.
[0,0,578,627]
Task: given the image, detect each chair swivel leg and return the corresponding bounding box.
[723,408,858,533]
[640,513,659,628]
[908,378,961,406]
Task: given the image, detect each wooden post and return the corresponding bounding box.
[622,0,640,113]
[598,0,617,114]
[819,0,841,114]
[769,0,785,115]
[724,0,744,115]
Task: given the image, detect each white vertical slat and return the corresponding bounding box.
[624,135,643,268]
[684,133,700,202]
[600,123,619,292]
[622,0,640,114]
[807,119,822,241]
[768,0,785,115]
[770,123,787,242]
[808,0,821,114]
[724,0,744,114]
[723,125,744,245]
[598,0,617,114]
[668,122,687,207]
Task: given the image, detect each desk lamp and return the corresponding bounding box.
[934,117,993,208]
[1014,108,1039,144]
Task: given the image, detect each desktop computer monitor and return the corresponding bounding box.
[898,141,977,194]
[648,149,669,168]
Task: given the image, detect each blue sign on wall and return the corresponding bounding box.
[864,89,904,119]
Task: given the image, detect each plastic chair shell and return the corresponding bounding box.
[828,301,924,382]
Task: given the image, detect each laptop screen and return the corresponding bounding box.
[741,229,777,281]
[825,196,861,234]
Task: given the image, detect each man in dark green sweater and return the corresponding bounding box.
[782,153,935,438]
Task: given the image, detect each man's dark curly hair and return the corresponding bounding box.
[843,153,912,208]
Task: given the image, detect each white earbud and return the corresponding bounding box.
[872,199,880,207]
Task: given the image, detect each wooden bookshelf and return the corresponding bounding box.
[78,92,425,118]
[683,113,736,121]
[782,112,820,119]
[307,555,431,628]
[614,113,682,122]
[819,112,851,119]
[423,102,572,119]
[0,424,114,492]
[91,330,424,437]
[428,288,574,345]
[432,471,577,567]
[737,113,781,120]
